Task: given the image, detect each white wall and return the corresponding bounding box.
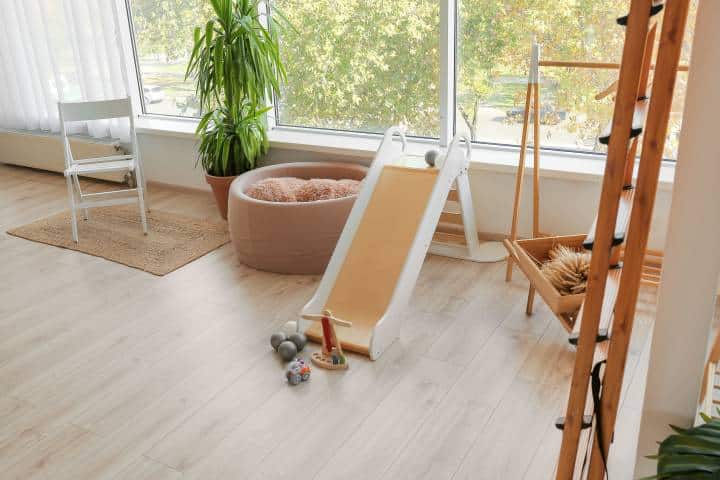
[634,0,720,475]
[137,130,673,250]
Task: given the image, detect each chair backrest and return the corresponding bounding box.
[58,97,132,123]
[57,97,137,170]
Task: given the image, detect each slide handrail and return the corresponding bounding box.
[449,133,472,160]
[382,126,407,152]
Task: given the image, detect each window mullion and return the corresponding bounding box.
[259,0,278,130]
[439,0,456,148]
[119,0,144,116]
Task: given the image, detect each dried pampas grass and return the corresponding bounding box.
[540,245,591,295]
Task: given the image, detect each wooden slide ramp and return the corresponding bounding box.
[305,164,439,356]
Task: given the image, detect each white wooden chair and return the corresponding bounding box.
[58,97,148,243]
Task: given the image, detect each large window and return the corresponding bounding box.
[126,1,696,159]
[128,0,213,117]
[273,0,440,138]
[456,0,696,160]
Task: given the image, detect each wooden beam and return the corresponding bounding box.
[539,60,689,72]
[506,82,535,282]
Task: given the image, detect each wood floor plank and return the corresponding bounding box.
[380,396,493,480]
[0,397,49,472]
[377,324,554,480]
[179,348,347,479]
[311,357,461,480]
[143,349,287,472]
[69,317,263,435]
[111,456,182,480]
[0,423,94,480]
[246,344,415,480]
[13,304,238,432]
[452,379,565,479]
[21,340,269,480]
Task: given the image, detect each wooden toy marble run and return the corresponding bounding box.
[302,310,351,370]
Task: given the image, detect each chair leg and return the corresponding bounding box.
[133,165,150,212]
[65,175,79,243]
[72,174,89,220]
[136,173,148,235]
[143,175,149,212]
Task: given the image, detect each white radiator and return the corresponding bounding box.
[0,130,125,182]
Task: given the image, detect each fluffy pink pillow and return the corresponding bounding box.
[295,178,360,202]
[244,177,305,202]
[245,177,361,202]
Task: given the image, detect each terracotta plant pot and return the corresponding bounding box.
[205,174,237,220]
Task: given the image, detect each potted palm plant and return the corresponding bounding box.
[186,0,286,219]
[644,412,720,478]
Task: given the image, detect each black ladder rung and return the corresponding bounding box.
[598,126,642,146]
[617,2,665,26]
[568,328,610,346]
[570,268,622,352]
[556,415,593,431]
[598,97,649,146]
[583,187,635,251]
[584,232,626,250]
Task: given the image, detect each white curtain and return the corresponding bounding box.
[0,0,131,140]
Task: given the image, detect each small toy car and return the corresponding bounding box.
[286,358,311,385]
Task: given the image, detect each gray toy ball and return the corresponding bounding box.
[270,332,287,351]
[288,333,307,352]
[424,149,440,167]
[277,340,298,361]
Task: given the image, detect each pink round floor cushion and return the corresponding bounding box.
[228,162,368,274]
[245,177,361,203]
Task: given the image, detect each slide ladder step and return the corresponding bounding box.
[598,97,649,145]
[439,211,464,226]
[432,231,467,247]
[617,1,665,26]
[584,187,635,250]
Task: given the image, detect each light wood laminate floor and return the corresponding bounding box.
[0,163,658,479]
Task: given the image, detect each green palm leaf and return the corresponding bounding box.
[646,413,720,479]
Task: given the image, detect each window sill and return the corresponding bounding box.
[134,115,675,190]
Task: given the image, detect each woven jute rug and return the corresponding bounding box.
[7,206,230,276]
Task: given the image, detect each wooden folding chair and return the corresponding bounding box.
[58,97,148,242]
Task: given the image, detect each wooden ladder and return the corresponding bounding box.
[555,1,691,478]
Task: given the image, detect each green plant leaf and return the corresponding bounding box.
[650,415,720,478]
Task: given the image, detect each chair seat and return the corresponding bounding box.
[65,157,135,176]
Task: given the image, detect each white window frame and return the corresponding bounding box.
[115,0,143,117]
[439,0,456,148]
